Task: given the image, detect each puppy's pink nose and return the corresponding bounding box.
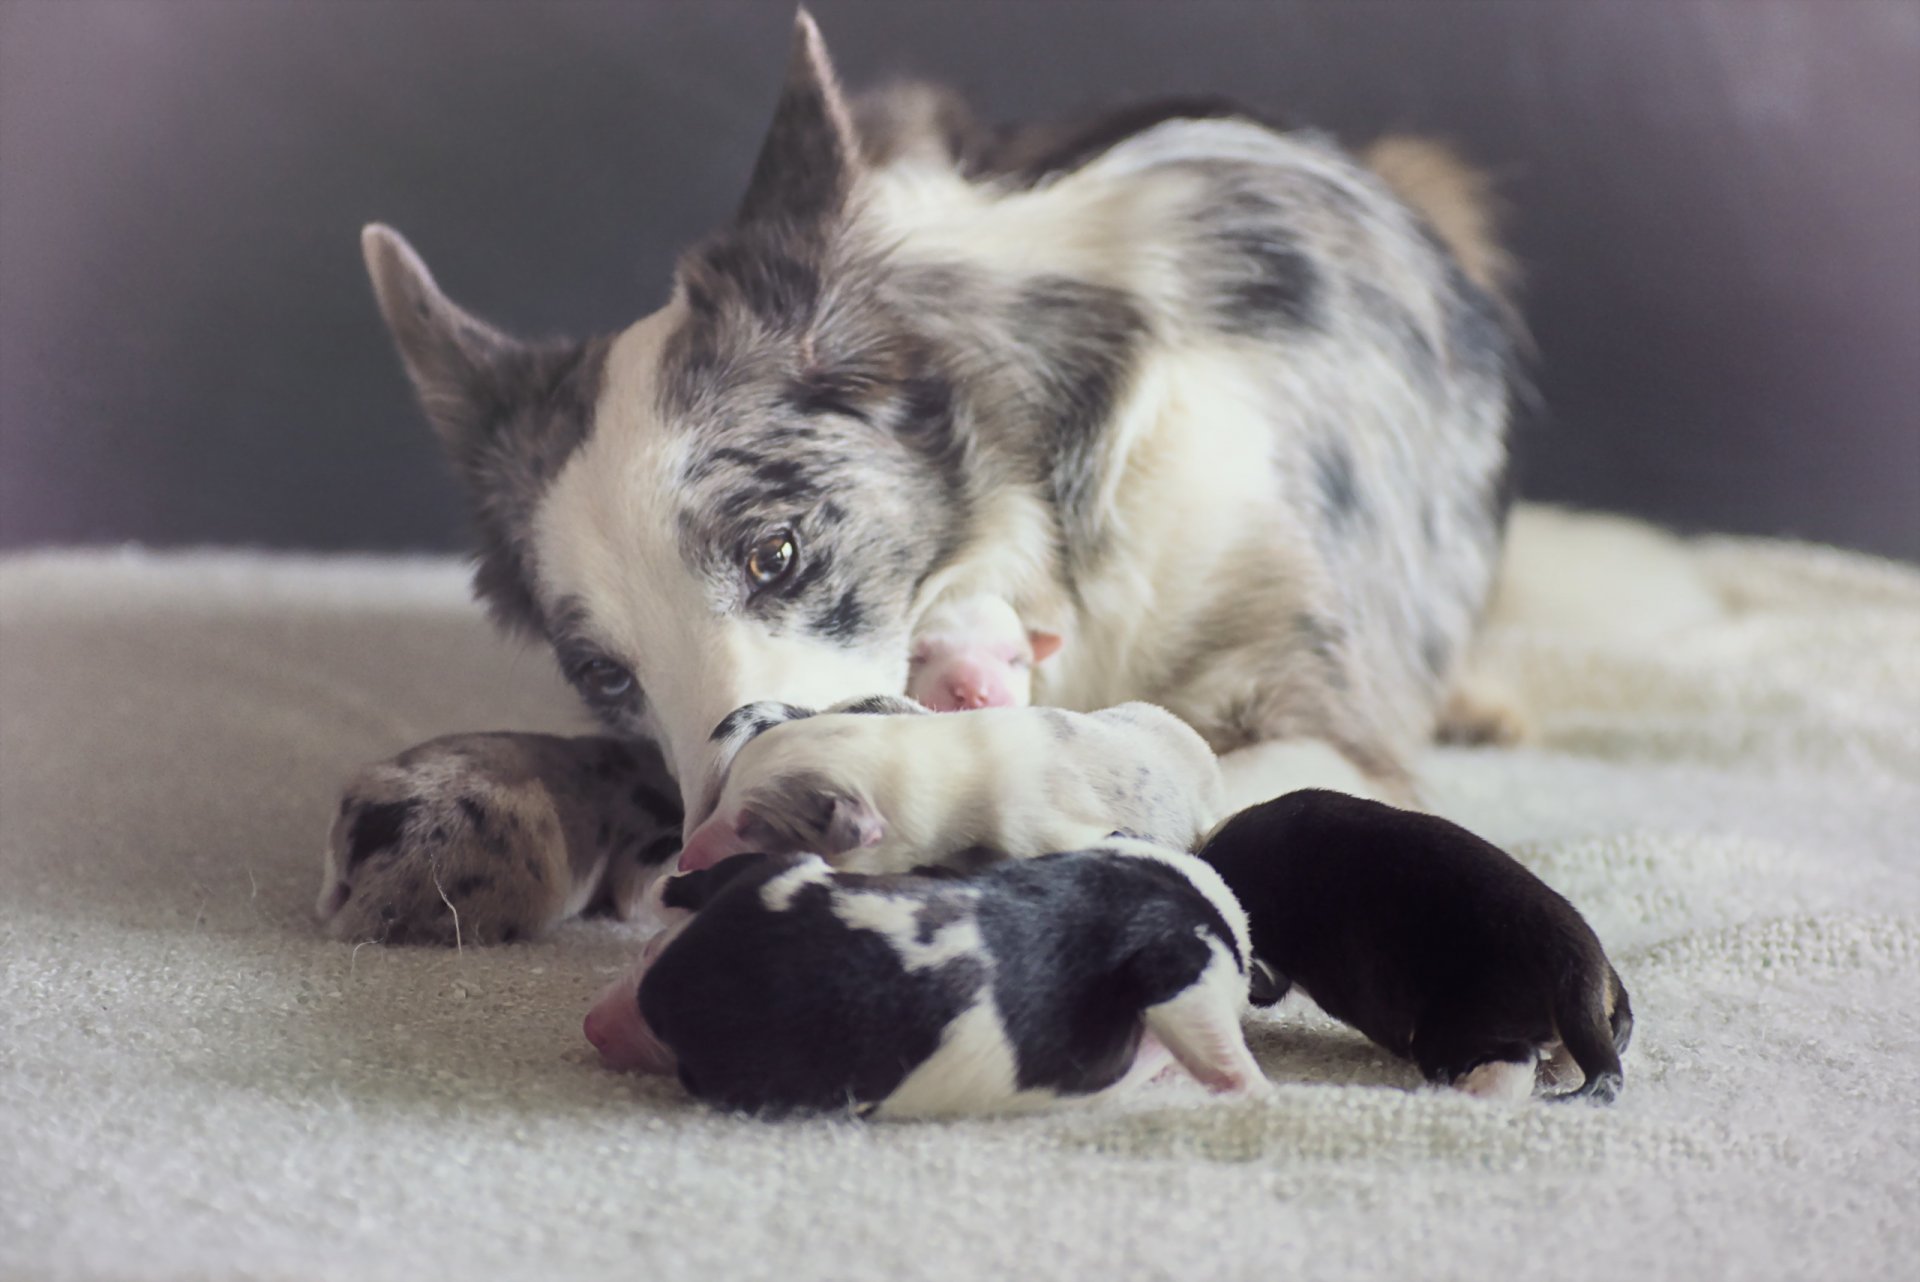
[947,678,992,709]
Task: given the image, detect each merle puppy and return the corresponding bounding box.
[583,842,1268,1117]
[317,733,682,944]
[1200,789,1632,1102]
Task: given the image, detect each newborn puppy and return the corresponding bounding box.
[681,699,1225,876]
[907,593,1062,711]
[1200,789,1632,1102]
[317,733,682,945]
[582,842,1268,1117]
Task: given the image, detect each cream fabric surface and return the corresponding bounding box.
[3,507,1917,1281]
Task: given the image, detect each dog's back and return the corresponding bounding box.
[362,14,1525,805]
[844,89,1521,790]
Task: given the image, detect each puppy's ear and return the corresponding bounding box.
[821,792,886,855]
[360,224,526,455]
[1028,631,1064,663]
[736,10,863,226]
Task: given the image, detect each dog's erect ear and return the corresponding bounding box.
[736,9,862,226]
[359,222,607,640]
[360,223,527,454]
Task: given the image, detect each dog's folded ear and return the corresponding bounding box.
[736,9,863,227]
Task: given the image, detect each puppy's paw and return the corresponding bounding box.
[1435,674,1531,747]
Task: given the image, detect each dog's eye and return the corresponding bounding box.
[578,659,635,702]
[744,531,798,590]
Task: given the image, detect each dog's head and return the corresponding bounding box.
[361,13,974,818]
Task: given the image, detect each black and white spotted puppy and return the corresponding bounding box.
[1200,789,1634,1102]
[317,733,682,945]
[678,697,1226,876]
[582,841,1268,1117]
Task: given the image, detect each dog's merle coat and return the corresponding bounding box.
[361,11,1522,815]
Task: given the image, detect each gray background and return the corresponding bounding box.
[2,0,1915,560]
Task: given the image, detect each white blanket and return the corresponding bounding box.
[3,506,1916,1281]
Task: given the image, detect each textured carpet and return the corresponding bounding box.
[3,506,1917,1281]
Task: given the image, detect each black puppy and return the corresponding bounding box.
[1201,789,1632,1102]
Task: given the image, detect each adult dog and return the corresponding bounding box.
[361,11,1521,820]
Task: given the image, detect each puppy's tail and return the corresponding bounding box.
[1551,964,1629,1104]
[1362,135,1516,305]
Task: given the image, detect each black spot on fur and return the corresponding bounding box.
[688,446,764,483]
[346,800,418,873]
[1195,181,1323,338]
[456,796,489,833]
[1294,612,1348,690]
[596,820,612,847]
[1041,709,1080,742]
[989,95,1264,188]
[448,874,490,900]
[521,855,546,885]
[1217,230,1318,334]
[905,863,976,882]
[770,544,836,607]
[1487,450,1520,534]
[1354,282,1439,386]
[1013,276,1147,560]
[1443,263,1513,387]
[810,588,869,641]
[944,845,1006,875]
[709,702,815,744]
[696,240,821,326]
[754,456,820,503]
[788,370,873,422]
[1311,438,1362,527]
[835,694,928,717]
[628,783,683,829]
[890,374,966,500]
[639,835,683,867]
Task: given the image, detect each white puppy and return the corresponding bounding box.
[682,698,1225,876]
[907,593,1062,711]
